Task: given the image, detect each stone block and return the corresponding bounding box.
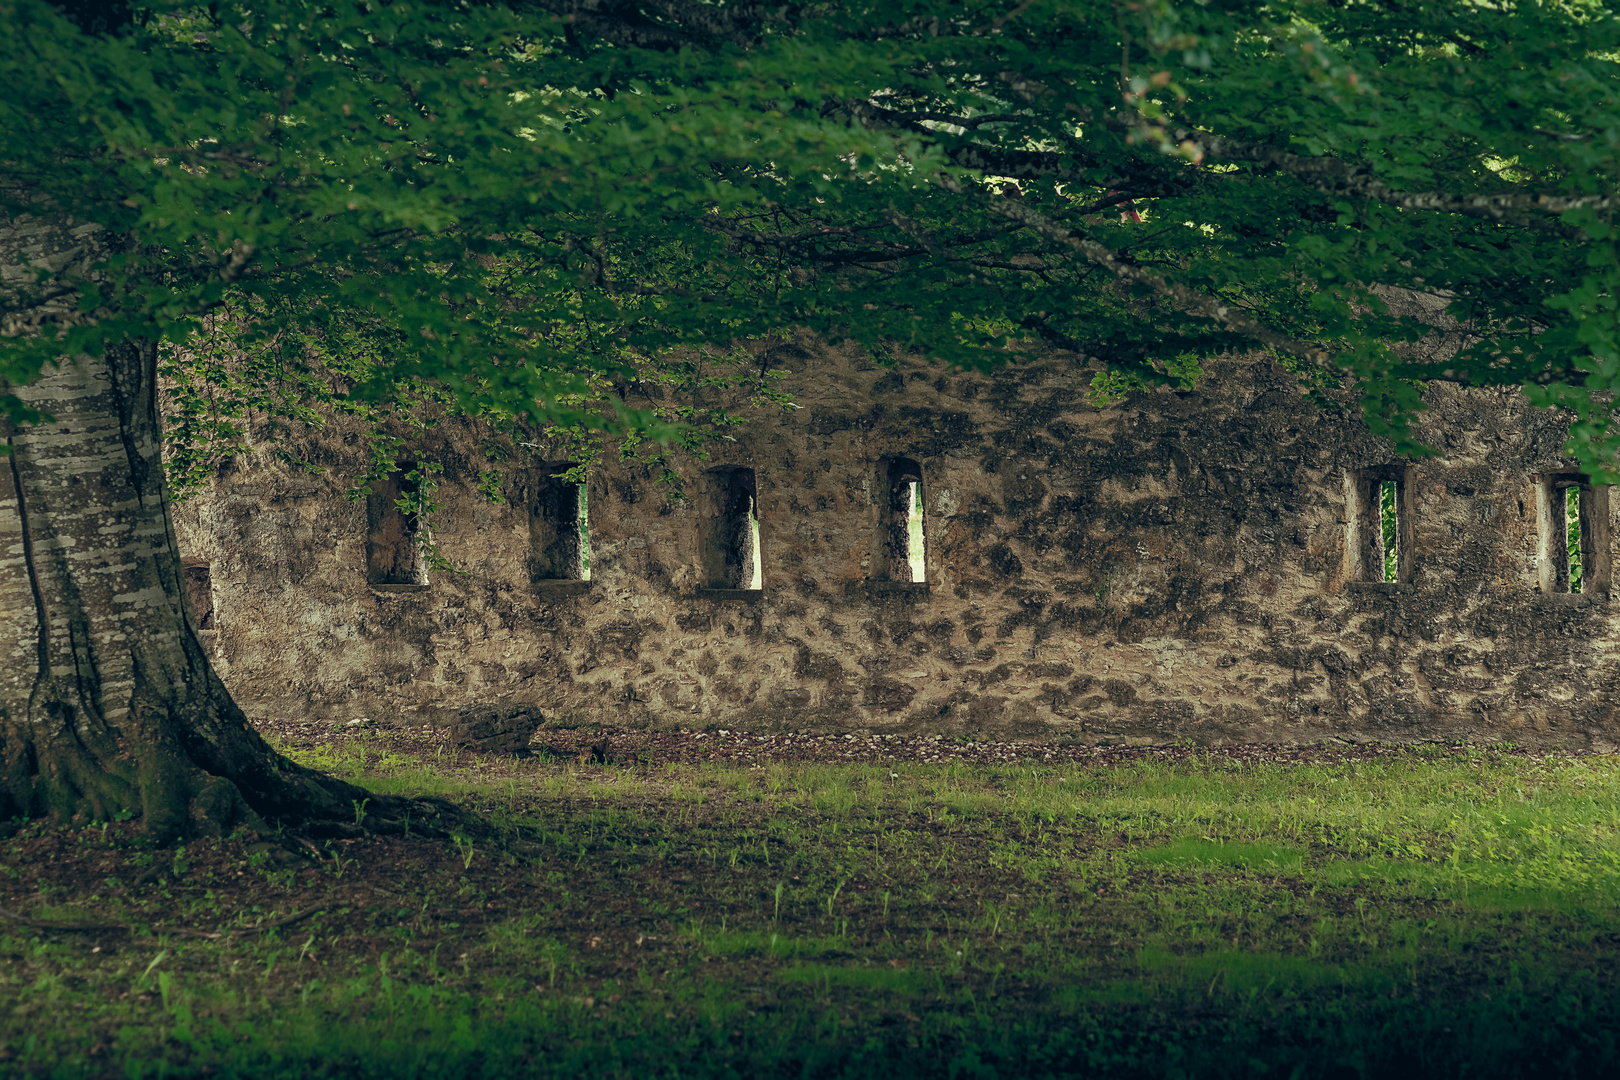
[446,704,543,753]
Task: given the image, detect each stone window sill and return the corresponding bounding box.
[690,588,765,602]
[1533,591,1608,606]
[847,581,932,600]
[532,580,593,600]
[1345,581,1415,595]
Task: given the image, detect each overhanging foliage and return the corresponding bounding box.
[3,0,1618,472]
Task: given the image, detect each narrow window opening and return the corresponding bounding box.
[905,480,926,581]
[702,466,762,590]
[529,462,589,581]
[1539,474,1611,594]
[366,462,428,586]
[1568,486,1583,593]
[877,456,927,583]
[181,559,215,630]
[747,492,763,591]
[579,483,592,579]
[1346,467,1409,583]
[1380,479,1400,583]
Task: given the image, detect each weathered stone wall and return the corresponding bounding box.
[170,337,1620,750]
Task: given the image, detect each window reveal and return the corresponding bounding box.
[1345,467,1412,584]
[1538,474,1611,595]
[876,456,927,583]
[702,466,761,590]
[529,462,590,581]
[366,462,428,586]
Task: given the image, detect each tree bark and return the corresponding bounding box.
[0,214,399,839]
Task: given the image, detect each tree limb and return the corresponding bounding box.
[1153,121,1601,237]
[519,0,792,50]
[944,177,1339,368]
[847,100,1207,200]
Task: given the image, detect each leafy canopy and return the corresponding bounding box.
[2,0,1618,473]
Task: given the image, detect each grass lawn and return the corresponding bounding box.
[2,728,1618,1078]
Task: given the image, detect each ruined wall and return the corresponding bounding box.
[170,338,1620,750]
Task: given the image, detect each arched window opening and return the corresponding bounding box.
[530,462,590,581]
[702,466,761,590]
[877,456,926,583]
[366,462,428,586]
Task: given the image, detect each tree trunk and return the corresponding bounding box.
[0,215,393,839]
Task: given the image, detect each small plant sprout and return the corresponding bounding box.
[139,950,168,991]
[454,833,475,870]
[352,797,369,825]
[774,881,784,923]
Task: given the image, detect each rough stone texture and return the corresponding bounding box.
[170,336,1620,751]
[445,704,545,754]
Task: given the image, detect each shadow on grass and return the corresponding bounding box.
[69,976,1620,1079]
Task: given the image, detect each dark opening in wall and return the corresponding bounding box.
[366,462,428,586]
[875,456,927,582]
[529,462,590,581]
[701,466,761,590]
[181,558,215,629]
[1345,466,1412,583]
[1538,473,1611,594]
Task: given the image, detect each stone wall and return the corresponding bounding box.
[170,337,1620,750]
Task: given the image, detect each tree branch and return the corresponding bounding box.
[1152,121,1601,236]
[944,177,1339,368]
[848,100,1206,199]
[519,0,792,50]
